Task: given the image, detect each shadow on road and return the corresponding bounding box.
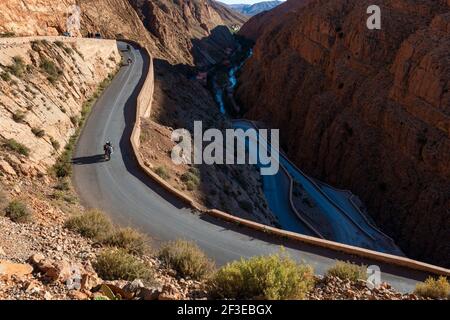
[198,212,428,281]
[118,43,187,211]
[72,154,106,165]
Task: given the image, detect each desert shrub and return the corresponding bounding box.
[1,71,11,82]
[30,41,40,52]
[158,239,215,280]
[53,160,71,178]
[211,253,315,299]
[105,227,148,256]
[40,58,61,83]
[3,139,30,156]
[54,40,64,48]
[12,111,25,123]
[326,261,367,282]
[8,56,26,78]
[0,32,15,38]
[5,200,32,223]
[54,179,70,191]
[65,209,113,241]
[414,276,450,299]
[94,248,153,281]
[181,167,200,190]
[50,137,60,150]
[31,127,45,138]
[70,116,79,126]
[154,166,170,180]
[64,46,74,55]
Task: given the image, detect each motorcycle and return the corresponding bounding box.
[104,145,113,161]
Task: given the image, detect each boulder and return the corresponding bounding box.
[68,290,89,300]
[138,287,161,301]
[122,279,145,297]
[158,284,182,300]
[0,259,33,278]
[0,160,17,176]
[80,272,102,291]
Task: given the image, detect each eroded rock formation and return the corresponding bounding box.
[236,0,450,267]
[0,38,120,171]
[0,0,246,65]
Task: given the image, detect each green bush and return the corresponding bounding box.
[50,137,60,150]
[158,240,215,280]
[326,261,367,282]
[40,58,61,84]
[54,179,70,191]
[94,248,153,281]
[104,227,148,256]
[12,111,25,123]
[181,167,200,190]
[52,136,73,178]
[65,209,113,241]
[0,71,11,82]
[154,166,170,180]
[8,56,26,78]
[31,127,45,138]
[5,200,32,223]
[64,46,74,55]
[211,253,315,300]
[414,276,450,299]
[0,32,15,38]
[70,116,79,126]
[3,139,30,156]
[53,160,71,177]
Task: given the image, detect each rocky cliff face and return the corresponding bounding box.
[236,0,450,267]
[0,37,120,173]
[128,0,246,65]
[227,1,284,17]
[0,0,76,36]
[237,0,312,41]
[0,0,245,65]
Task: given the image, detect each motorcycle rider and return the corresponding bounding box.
[103,141,114,160]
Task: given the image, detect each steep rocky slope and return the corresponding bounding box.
[236,0,450,267]
[128,0,246,65]
[0,0,158,56]
[237,0,312,41]
[226,1,283,16]
[0,0,246,65]
[139,60,276,226]
[0,37,120,171]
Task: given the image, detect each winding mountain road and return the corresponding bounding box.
[73,42,433,293]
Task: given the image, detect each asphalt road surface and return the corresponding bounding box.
[72,42,433,293]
